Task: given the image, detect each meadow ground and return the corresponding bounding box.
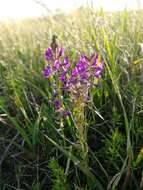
[0,8,143,190]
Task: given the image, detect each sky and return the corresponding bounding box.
[0,0,142,20]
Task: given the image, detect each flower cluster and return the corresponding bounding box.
[43,46,104,116]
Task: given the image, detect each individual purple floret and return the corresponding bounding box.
[53,59,61,71]
[43,66,51,78]
[54,100,61,110]
[62,110,71,117]
[45,47,53,61]
[63,57,70,71]
[53,89,58,97]
[60,71,67,83]
[71,67,78,77]
[93,61,104,78]
[94,69,102,78]
[57,47,64,58]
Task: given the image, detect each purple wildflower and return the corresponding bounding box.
[53,59,61,70]
[80,53,89,63]
[71,67,78,77]
[60,71,67,83]
[45,47,53,61]
[77,55,88,73]
[57,47,64,58]
[54,100,61,110]
[63,57,70,71]
[53,89,58,97]
[62,110,71,117]
[80,71,89,80]
[43,66,51,78]
[44,45,104,118]
[93,61,104,78]
[94,69,102,78]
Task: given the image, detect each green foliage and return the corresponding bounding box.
[48,159,69,190]
[103,129,124,166]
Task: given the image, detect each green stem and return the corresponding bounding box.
[74,97,88,165]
